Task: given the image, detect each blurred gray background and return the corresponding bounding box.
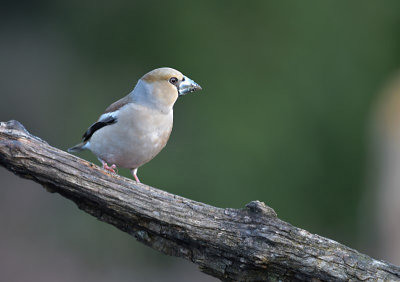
[2,1,400,281]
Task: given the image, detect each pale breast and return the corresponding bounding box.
[89,103,173,169]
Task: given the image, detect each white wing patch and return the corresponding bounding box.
[98,111,119,122]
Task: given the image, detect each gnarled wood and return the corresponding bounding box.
[0,120,399,281]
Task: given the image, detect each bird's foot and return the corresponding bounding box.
[102,162,117,174]
[131,168,141,183]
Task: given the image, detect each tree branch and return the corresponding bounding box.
[0,120,399,281]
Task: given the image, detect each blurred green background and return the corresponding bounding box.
[1,1,400,281]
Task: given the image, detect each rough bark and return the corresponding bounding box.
[0,120,399,281]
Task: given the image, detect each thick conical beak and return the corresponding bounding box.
[178,76,202,96]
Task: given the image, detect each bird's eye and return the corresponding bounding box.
[169,77,178,85]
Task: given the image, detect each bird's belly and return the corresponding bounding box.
[107,136,166,168]
[89,112,172,169]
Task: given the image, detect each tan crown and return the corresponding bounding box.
[141,67,183,82]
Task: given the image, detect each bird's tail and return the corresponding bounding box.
[68,142,88,153]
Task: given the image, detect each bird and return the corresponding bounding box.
[68,67,202,183]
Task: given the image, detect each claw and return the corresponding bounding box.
[101,160,117,174]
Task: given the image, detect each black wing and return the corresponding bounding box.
[82,115,117,142]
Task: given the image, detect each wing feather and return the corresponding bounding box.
[82,115,117,142]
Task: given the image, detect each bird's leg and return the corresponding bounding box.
[100,159,117,174]
[130,168,140,183]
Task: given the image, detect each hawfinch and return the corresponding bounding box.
[68,67,202,182]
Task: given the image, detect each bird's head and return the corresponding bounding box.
[133,67,202,112]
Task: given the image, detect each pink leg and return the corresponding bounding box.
[100,159,117,174]
[131,168,140,183]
